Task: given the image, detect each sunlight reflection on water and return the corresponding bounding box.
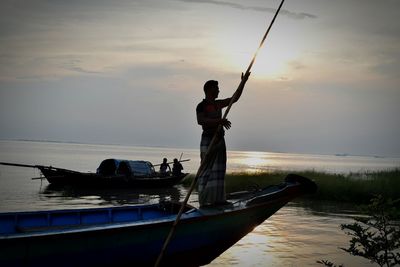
[228,149,399,174]
[208,204,375,267]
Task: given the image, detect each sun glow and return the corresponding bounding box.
[214,25,300,79]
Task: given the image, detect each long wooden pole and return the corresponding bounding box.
[154,1,285,266]
[0,161,38,168]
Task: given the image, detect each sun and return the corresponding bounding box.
[213,25,299,79]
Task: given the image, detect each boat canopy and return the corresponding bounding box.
[96,159,156,177]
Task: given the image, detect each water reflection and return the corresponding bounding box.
[39,184,184,208]
[208,202,375,267]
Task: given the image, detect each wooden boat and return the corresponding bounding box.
[0,174,316,267]
[0,159,189,188]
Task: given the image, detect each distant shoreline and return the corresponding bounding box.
[0,138,397,159]
[0,139,177,150]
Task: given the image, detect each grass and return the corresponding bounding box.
[182,168,400,204]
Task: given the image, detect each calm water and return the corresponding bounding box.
[1,140,399,266]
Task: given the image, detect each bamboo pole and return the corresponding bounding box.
[0,161,38,168]
[154,1,285,266]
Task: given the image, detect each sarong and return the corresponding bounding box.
[198,133,227,206]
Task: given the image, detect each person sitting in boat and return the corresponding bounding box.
[172,158,183,176]
[159,158,171,177]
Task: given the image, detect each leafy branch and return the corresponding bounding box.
[318,195,400,267]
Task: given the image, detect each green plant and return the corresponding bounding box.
[340,195,400,267]
[182,168,400,203]
[318,195,400,267]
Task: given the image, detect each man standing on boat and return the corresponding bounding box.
[196,73,250,207]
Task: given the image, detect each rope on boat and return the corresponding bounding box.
[154,1,286,266]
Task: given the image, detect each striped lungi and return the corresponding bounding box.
[198,133,227,207]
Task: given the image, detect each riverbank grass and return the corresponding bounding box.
[182,169,400,203]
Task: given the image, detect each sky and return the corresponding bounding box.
[0,0,399,157]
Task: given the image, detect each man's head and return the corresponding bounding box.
[203,80,219,99]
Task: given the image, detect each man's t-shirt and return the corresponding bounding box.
[196,99,225,136]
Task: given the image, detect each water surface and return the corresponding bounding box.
[1,140,397,266]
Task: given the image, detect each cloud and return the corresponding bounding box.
[176,0,317,19]
[288,60,306,70]
[370,59,400,79]
[59,58,102,74]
